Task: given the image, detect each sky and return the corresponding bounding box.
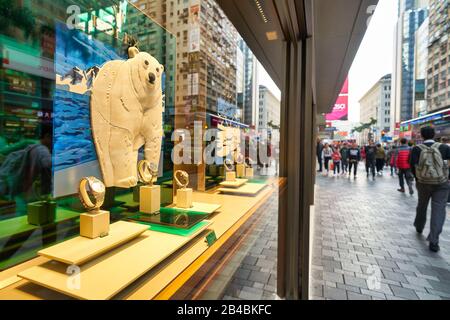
[258,62,281,101]
[348,0,398,123]
[256,0,398,121]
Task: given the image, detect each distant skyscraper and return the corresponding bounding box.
[391,0,428,131]
[413,16,429,118]
[239,39,259,128]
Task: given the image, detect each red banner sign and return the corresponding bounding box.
[326,78,349,121]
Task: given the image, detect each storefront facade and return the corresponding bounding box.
[0,0,376,300]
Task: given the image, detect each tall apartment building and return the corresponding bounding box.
[240,39,259,128]
[132,0,238,124]
[132,0,239,191]
[258,85,280,142]
[426,0,450,112]
[413,16,429,117]
[359,74,392,143]
[391,0,428,132]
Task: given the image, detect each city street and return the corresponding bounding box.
[311,165,450,300]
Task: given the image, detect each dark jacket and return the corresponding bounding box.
[348,147,361,162]
[340,147,349,162]
[317,142,324,158]
[364,145,377,161]
[410,140,450,177]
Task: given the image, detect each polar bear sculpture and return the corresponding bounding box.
[90,47,163,188]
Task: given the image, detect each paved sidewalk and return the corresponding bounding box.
[311,167,450,300]
[221,192,278,300]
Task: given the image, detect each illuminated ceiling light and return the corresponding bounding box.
[253,0,269,23]
[266,31,278,41]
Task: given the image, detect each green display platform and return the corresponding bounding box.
[135,220,211,237]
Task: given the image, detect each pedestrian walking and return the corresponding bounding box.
[340,142,349,175]
[387,145,397,176]
[364,141,377,180]
[441,137,450,203]
[396,138,414,195]
[332,147,341,176]
[375,143,386,175]
[348,142,361,178]
[316,138,324,172]
[322,143,333,176]
[411,126,450,252]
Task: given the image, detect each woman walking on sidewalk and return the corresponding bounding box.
[332,147,342,176]
[322,143,333,176]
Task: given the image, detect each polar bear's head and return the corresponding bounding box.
[128,47,164,109]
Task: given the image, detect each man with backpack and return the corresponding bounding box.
[410,126,450,252]
[396,138,414,195]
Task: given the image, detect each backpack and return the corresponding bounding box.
[0,144,38,200]
[416,143,448,185]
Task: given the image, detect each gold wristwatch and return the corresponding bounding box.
[78,177,106,212]
[174,170,189,189]
[224,158,234,172]
[138,160,158,186]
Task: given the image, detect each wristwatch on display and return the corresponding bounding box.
[174,170,189,189]
[78,177,106,212]
[138,160,158,186]
[224,158,234,172]
[245,157,253,168]
[236,153,244,164]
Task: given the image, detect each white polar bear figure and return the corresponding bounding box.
[90,47,163,188]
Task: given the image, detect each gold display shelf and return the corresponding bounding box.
[217,183,267,195]
[18,221,212,300]
[37,221,148,265]
[0,178,280,300]
[170,202,221,214]
[218,178,248,188]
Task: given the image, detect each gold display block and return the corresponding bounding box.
[176,188,193,208]
[80,210,110,239]
[171,202,221,214]
[236,164,246,177]
[18,223,212,300]
[38,221,148,265]
[139,185,160,214]
[245,167,254,178]
[219,178,248,188]
[218,182,267,196]
[225,171,236,181]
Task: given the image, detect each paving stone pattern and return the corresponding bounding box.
[221,192,279,300]
[311,168,450,300]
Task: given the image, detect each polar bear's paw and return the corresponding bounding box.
[116,176,138,188]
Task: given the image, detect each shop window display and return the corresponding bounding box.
[0,0,280,300]
[0,0,176,270]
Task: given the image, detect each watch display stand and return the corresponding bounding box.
[225,171,236,181]
[236,164,246,178]
[140,185,161,214]
[80,210,110,239]
[176,188,193,209]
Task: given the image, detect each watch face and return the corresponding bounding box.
[91,180,105,193]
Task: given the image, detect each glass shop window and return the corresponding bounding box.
[0,0,281,301]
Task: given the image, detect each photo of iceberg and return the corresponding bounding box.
[52,22,125,198]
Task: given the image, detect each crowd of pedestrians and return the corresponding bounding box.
[316,126,450,253]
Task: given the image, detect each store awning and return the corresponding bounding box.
[216,0,378,114]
